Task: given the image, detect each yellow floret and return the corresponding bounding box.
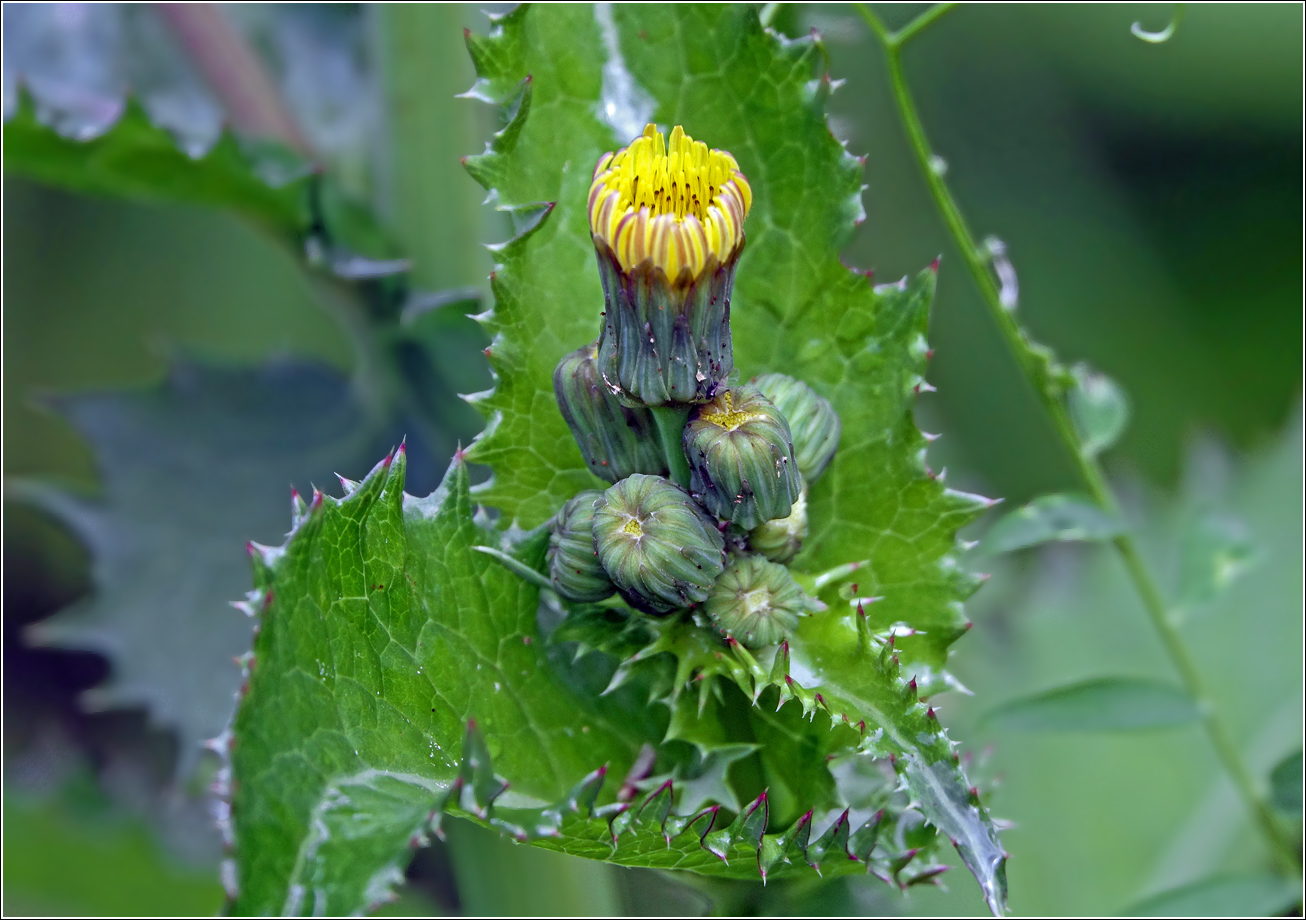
[588,124,753,281]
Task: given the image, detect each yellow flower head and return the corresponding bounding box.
[588,124,753,281]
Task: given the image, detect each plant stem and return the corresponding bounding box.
[155,3,395,409]
[155,4,313,156]
[651,406,692,489]
[374,3,491,293]
[855,1,1301,874]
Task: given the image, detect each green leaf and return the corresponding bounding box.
[226,444,997,911]
[1068,362,1131,459]
[3,89,307,232]
[3,88,401,270]
[1176,512,1257,611]
[227,450,663,914]
[555,601,1005,908]
[456,4,1005,911]
[460,0,989,707]
[983,678,1202,732]
[442,733,900,885]
[1124,874,1302,917]
[982,493,1126,553]
[462,10,993,672]
[11,361,407,777]
[1269,749,1302,816]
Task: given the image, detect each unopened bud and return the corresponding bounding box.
[589,124,752,407]
[748,484,808,564]
[547,490,615,602]
[592,474,725,614]
[554,342,668,482]
[594,244,734,407]
[683,385,802,529]
[707,554,822,649]
[752,373,840,482]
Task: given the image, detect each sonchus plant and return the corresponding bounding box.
[220,6,1008,916]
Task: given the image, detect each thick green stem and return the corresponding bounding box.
[374,3,490,293]
[652,406,692,490]
[856,1,1300,874]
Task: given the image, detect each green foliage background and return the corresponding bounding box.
[3,2,1301,916]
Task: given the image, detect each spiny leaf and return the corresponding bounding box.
[441,723,940,887]
[227,446,943,912]
[227,449,663,914]
[458,5,1005,909]
[460,9,992,677]
[3,86,400,270]
[3,88,307,231]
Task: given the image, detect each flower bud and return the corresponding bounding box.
[752,373,841,482]
[547,490,615,603]
[683,385,802,530]
[592,474,725,614]
[748,484,808,564]
[554,342,668,482]
[589,124,753,407]
[706,554,822,649]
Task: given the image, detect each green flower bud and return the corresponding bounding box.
[547,490,615,602]
[706,554,822,649]
[752,373,841,482]
[594,240,735,407]
[589,124,752,408]
[554,342,669,483]
[592,474,725,614]
[748,484,808,564]
[683,385,802,530]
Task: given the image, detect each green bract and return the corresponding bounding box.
[595,241,735,407]
[547,490,614,602]
[748,483,809,564]
[753,373,841,483]
[554,342,668,482]
[706,553,822,649]
[591,474,725,613]
[683,385,802,529]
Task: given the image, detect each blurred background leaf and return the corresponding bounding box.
[904,408,1302,915]
[982,678,1201,733]
[11,359,408,777]
[981,494,1126,553]
[1123,873,1302,918]
[1269,750,1302,817]
[3,786,225,917]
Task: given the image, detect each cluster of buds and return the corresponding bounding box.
[547,124,842,649]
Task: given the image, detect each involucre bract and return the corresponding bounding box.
[683,384,802,529]
[554,342,668,482]
[752,373,841,483]
[706,553,822,649]
[748,483,808,564]
[547,490,615,602]
[591,474,725,614]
